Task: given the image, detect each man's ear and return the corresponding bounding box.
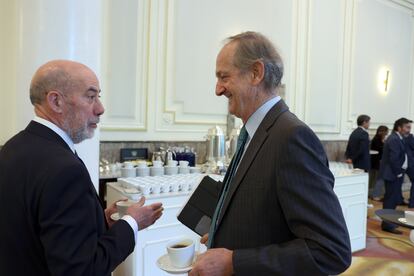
[45,91,64,113]
[251,60,265,85]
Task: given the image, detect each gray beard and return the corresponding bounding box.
[62,121,93,144]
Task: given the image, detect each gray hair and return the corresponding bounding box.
[29,67,72,105]
[226,31,284,92]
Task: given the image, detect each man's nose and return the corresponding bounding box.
[95,98,105,116]
[215,83,225,96]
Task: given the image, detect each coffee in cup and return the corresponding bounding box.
[166,238,195,268]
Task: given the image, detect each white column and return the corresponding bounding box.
[1,0,103,190]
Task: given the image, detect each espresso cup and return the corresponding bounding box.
[116,200,135,217]
[166,238,195,268]
[123,161,134,169]
[152,160,163,167]
[179,160,189,167]
[167,160,178,166]
[137,161,148,168]
[406,210,414,225]
[164,166,179,175]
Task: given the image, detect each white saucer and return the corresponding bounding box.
[110,212,121,221]
[156,253,196,274]
[398,217,414,227]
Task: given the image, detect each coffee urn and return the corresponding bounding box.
[205,126,226,171]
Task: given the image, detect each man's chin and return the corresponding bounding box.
[72,130,95,144]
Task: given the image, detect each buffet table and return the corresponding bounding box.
[107,165,368,276]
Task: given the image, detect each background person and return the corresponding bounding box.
[345,114,371,172]
[370,125,389,201]
[379,117,412,234]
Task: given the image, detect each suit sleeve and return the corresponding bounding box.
[389,139,404,176]
[354,131,369,161]
[38,163,135,276]
[233,126,351,276]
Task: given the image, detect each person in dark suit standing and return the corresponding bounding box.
[404,133,414,208]
[370,125,389,200]
[379,118,412,234]
[345,115,371,171]
[0,60,163,276]
[189,32,351,276]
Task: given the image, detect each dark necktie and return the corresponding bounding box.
[207,126,248,248]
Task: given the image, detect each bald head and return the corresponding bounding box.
[30,60,94,105]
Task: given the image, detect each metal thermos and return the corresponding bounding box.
[206,126,226,163]
[228,126,242,160]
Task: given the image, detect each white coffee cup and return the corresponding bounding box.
[137,161,147,168]
[139,184,152,195]
[136,166,150,177]
[150,166,164,176]
[121,167,136,178]
[152,160,163,167]
[160,183,171,193]
[166,238,195,268]
[151,184,161,194]
[171,183,180,193]
[189,167,201,174]
[179,160,189,167]
[180,182,189,192]
[123,162,134,169]
[178,167,190,174]
[165,166,179,175]
[167,160,178,166]
[405,210,414,225]
[116,200,135,217]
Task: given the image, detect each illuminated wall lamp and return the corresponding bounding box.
[378,68,390,93]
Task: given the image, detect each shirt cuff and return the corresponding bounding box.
[121,215,139,242]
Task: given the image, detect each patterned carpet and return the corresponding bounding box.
[340,195,414,275]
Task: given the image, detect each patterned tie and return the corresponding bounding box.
[207,126,248,248]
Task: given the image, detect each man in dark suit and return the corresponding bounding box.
[0,60,163,275]
[190,32,351,276]
[379,118,412,233]
[345,115,371,171]
[404,133,414,208]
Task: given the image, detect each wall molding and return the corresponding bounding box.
[347,0,414,130]
[100,0,150,131]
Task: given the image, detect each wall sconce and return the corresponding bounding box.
[378,67,390,93]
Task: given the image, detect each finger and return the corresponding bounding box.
[200,234,208,244]
[150,202,162,210]
[135,196,145,207]
[153,209,163,220]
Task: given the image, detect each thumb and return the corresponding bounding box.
[136,196,146,207]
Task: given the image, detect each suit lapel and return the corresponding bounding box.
[27,121,105,211]
[26,121,73,153]
[216,100,289,226]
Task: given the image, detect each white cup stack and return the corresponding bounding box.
[136,161,150,177]
[178,160,190,174]
[121,162,136,178]
[150,161,164,176]
[165,160,179,175]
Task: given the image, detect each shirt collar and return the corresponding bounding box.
[395,131,403,140]
[245,96,281,140]
[33,116,76,153]
[358,126,369,133]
